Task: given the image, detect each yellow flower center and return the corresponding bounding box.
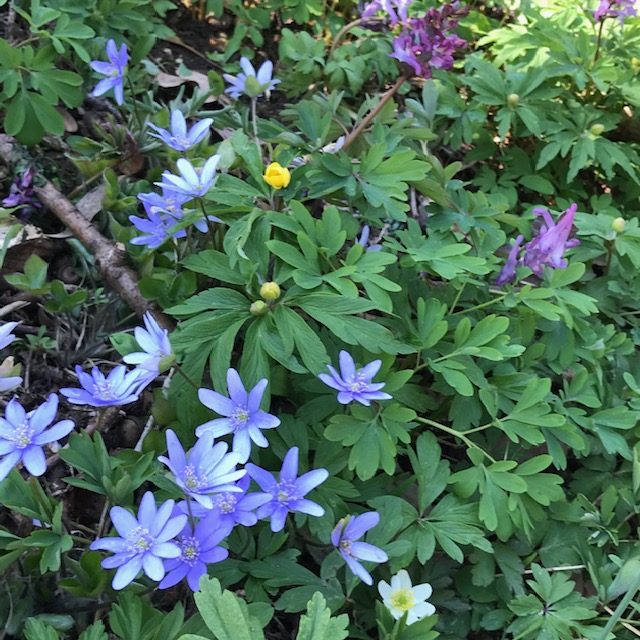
[390,588,415,612]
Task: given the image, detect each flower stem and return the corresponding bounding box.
[250,97,259,146]
[594,17,606,63]
[416,416,496,463]
[342,75,408,151]
[198,197,217,243]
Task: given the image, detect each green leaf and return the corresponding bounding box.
[193,577,264,640]
[295,593,348,640]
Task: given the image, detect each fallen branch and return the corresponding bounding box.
[0,135,174,330]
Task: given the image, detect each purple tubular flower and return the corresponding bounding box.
[391,2,468,78]
[158,430,245,509]
[0,322,19,351]
[158,512,229,591]
[129,208,187,249]
[223,57,280,100]
[495,234,524,286]
[90,491,187,590]
[123,312,173,373]
[60,364,153,407]
[496,204,579,285]
[2,167,40,216]
[156,156,221,199]
[148,110,213,151]
[361,0,411,25]
[196,368,280,463]
[246,447,328,532]
[594,0,637,21]
[0,394,74,482]
[523,203,580,276]
[332,512,388,585]
[319,351,392,406]
[90,39,128,106]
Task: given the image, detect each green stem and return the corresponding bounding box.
[597,572,640,640]
[173,362,200,390]
[250,97,259,147]
[451,293,508,316]
[416,417,496,463]
[198,197,217,243]
[126,76,145,142]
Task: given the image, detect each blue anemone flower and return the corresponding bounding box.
[245,447,328,532]
[223,57,280,100]
[319,351,392,406]
[156,156,221,199]
[90,39,128,105]
[90,491,187,590]
[158,429,245,509]
[148,110,213,151]
[60,364,153,407]
[196,368,280,463]
[0,394,74,482]
[332,511,388,585]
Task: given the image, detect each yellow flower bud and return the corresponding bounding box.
[507,93,520,107]
[590,123,605,136]
[260,281,281,301]
[612,217,626,233]
[263,162,291,189]
[250,300,269,316]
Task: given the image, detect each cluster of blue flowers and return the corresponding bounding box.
[85,337,391,590]
[89,42,278,251]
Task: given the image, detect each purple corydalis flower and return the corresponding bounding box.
[148,110,213,151]
[196,368,280,463]
[2,167,40,216]
[594,0,637,21]
[361,0,411,25]
[123,312,173,373]
[90,39,128,106]
[495,234,524,286]
[156,156,221,199]
[60,364,152,407]
[223,57,280,100]
[0,322,19,351]
[90,491,186,590]
[332,511,388,585]
[159,513,228,591]
[319,351,392,406]
[158,429,245,509]
[246,447,328,532]
[496,204,580,285]
[391,2,468,78]
[0,394,74,482]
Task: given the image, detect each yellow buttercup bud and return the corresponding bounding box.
[612,217,626,233]
[260,281,281,301]
[507,93,520,107]
[590,123,605,136]
[263,162,291,189]
[250,300,269,316]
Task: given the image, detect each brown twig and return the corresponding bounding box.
[342,75,408,151]
[0,135,174,330]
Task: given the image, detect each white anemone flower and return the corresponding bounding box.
[378,570,436,625]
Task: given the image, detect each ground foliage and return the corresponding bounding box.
[0,0,640,639]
